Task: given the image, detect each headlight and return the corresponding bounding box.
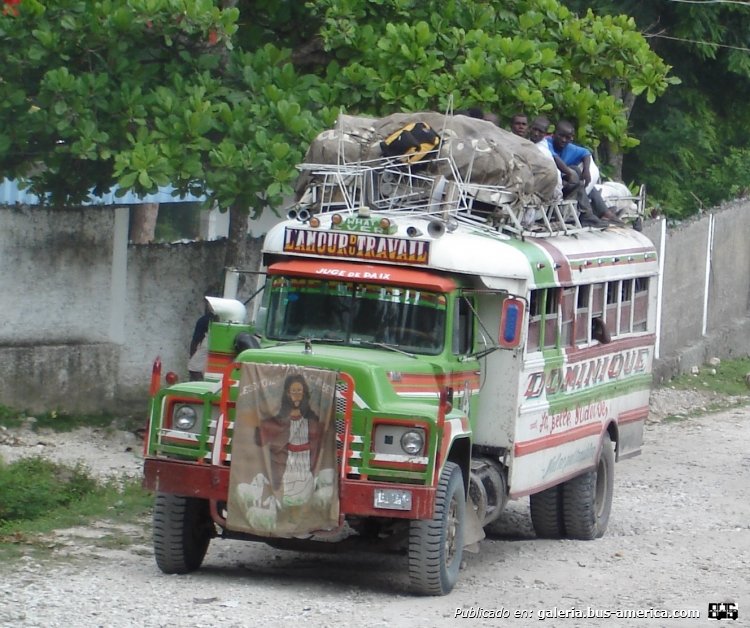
[173,405,198,430]
[400,429,424,455]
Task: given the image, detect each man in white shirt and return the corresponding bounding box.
[529,116,563,201]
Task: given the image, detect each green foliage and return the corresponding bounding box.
[154,201,204,241]
[703,148,750,206]
[0,472,152,545]
[0,0,678,238]
[310,0,675,152]
[563,1,750,216]
[0,457,98,524]
[669,357,750,399]
[0,406,140,433]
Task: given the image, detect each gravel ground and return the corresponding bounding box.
[0,387,748,628]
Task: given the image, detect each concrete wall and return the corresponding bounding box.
[0,205,263,414]
[2,200,750,414]
[642,199,750,383]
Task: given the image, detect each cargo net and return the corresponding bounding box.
[293,152,646,238]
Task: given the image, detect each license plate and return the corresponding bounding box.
[373,488,412,511]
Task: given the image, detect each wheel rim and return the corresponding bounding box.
[444,494,459,567]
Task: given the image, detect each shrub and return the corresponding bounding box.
[0,457,98,524]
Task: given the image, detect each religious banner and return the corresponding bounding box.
[226,364,339,537]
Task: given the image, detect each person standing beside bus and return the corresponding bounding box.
[188,304,212,381]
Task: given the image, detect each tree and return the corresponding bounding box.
[305,0,677,170]
[562,0,750,215]
[0,0,677,267]
[0,1,330,265]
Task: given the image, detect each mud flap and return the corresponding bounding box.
[463,496,486,553]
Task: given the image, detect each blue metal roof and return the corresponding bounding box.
[0,178,206,206]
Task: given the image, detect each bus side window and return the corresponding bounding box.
[543,288,560,349]
[605,281,618,334]
[591,283,605,321]
[575,285,590,344]
[633,277,649,331]
[527,289,541,351]
[620,279,634,334]
[561,287,575,346]
[452,296,473,355]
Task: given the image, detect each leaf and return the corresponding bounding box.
[137,171,152,188]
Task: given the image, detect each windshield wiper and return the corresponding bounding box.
[271,335,346,347]
[357,340,417,358]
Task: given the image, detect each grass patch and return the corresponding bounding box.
[0,404,143,433]
[667,357,750,397]
[0,457,152,561]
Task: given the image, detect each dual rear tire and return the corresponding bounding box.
[530,434,615,540]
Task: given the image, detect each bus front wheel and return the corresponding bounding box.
[408,461,466,595]
[153,492,213,574]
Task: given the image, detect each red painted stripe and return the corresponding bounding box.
[389,371,481,383]
[268,259,457,292]
[369,459,427,472]
[619,405,649,424]
[565,333,656,361]
[207,352,233,371]
[534,239,572,284]
[437,420,454,480]
[514,422,602,457]
[389,371,481,393]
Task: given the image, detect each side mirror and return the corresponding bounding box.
[499,297,524,349]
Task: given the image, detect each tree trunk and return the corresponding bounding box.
[601,82,637,182]
[129,202,159,243]
[225,202,250,270]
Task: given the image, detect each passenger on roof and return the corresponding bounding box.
[529,117,563,201]
[545,120,608,227]
[509,113,529,138]
[458,107,499,126]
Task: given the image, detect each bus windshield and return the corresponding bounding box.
[265,277,447,355]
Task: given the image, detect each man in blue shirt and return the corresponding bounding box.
[546,120,605,226]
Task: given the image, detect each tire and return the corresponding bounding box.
[408,461,466,596]
[529,485,564,539]
[561,434,615,540]
[153,492,213,574]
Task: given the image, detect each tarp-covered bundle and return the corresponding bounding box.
[295,112,561,209]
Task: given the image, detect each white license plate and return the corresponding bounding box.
[373,488,412,511]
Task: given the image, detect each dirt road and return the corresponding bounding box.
[1,403,748,628]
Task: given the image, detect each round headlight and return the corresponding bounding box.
[173,405,198,430]
[400,430,424,455]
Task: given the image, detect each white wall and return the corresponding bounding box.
[2,200,750,414]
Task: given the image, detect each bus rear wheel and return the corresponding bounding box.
[561,434,615,540]
[530,485,564,539]
[408,461,465,595]
[153,492,213,574]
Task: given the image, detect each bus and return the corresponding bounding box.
[143,118,658,596]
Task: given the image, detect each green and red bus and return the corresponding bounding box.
[144,152,658,596]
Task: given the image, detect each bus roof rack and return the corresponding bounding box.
[293,153,645,239]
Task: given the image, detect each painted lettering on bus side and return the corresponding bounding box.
[283,228,429,264]
[313,267,392,280]
[524,347,651,400]
[542,441,597,480]
[537,400,609,435]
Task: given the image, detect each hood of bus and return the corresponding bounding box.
[235,342,466,416]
